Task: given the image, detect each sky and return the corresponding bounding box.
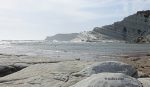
[0,0,150,40]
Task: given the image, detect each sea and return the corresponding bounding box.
[0,40,150,61]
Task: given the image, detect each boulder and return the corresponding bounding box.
[73,61,138,77]
[70,73,143,87]
[138,78,150,87]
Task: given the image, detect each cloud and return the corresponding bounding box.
[0,0,149,40]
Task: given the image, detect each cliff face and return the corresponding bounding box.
[46,10,150,43]
[75,10,150,43]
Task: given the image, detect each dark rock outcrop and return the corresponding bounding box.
[0,64,27,77]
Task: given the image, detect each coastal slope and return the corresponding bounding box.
[45,33,78,42]
[74,10,150,43]
[46,10,150,43]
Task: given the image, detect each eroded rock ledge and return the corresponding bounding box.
[0,61,149,87]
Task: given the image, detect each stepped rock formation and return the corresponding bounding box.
[73,10,150,43]
[45,10,150,43]
[71,31,117,42]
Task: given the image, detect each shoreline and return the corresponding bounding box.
[121,54,150,78]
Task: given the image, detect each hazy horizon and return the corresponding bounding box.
[0,0,150,40]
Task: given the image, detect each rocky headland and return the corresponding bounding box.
[45,33,78,42]
[46,10,150,43]
[88,10,150,43]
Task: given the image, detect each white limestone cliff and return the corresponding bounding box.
[46,10,150,43]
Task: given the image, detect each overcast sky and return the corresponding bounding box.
[0,0,150,40]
